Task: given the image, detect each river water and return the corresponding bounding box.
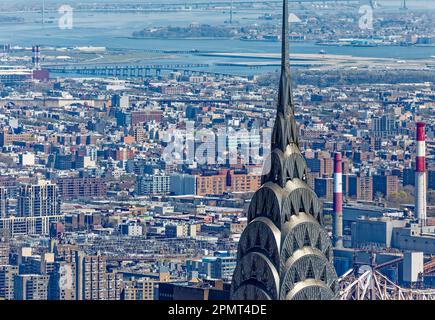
[0,1,434,76]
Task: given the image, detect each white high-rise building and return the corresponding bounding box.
[17,180,60,217]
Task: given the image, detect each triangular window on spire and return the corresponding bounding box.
[316,234,322,251]
[306,259,315,279]
[303,228,311,247]
[293,270,300,283]
[293,236,299,252]
[320,266,327,282]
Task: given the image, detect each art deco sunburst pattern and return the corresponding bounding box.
[231,0,339,300]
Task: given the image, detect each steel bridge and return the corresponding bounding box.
[339,268,435,300]
[338,256,435,300]
[47,64,244,79]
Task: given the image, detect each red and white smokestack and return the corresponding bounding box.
[333,152,343,248]
[32,45,41,70]
[415,122,426,228]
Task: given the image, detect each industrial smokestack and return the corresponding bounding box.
[333,151,343,248]
[31,45,49,81]
[32,45,41,70]
[415,122,426,228]
[2,44,10,53]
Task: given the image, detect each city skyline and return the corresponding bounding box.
[0,0,433,302]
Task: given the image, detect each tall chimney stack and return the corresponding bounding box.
[32,45,41,70]
[415,122,426,228]
[333,152,343,248]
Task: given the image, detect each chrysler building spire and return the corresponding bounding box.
[231,0,339,300]
[278,0,293,118]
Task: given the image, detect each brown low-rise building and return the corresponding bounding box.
[56,176,107,200]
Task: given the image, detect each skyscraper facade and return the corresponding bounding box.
[13,274,49,300]
[17,180,60,217]
[0,187,9,218]
[0,265,18,300]
[231,0,338,300]
[51,245,122,300]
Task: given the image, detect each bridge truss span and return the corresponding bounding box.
[339,268,435,300]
